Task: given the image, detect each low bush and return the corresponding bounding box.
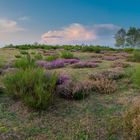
[60,51,74,59]
[37,60,65,69]
[123,100,140,140]
[102,56,118,61]
[90,68,125,80]
[45,55,58,61]
[132,65,140,87]
[34,53,43,60]
[56,80,92,100]
[72,61,98,68]
[14,54,35,69]
[3,68,58,109]
[81,46,101,53]
[111,61,130,68]
[127,50,140,62]
[15,55,22,58]
[91,77,118,94]
[20,50,28,55]
[122,48,135,53]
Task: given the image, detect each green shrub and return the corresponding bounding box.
[46,55,58,61]
[34,53,43,60]
[81,46,102,53]
[60,51,74,59]
[132,65,140,87]
[123,48,134,53]
[128,50,140,62]
[20,50,28,55]
[15,55,22,58]
[3,68,58,109]
[14,54,35,69]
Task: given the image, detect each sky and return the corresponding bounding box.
[0,0,140,47]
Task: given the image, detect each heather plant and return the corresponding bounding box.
[91,77,118,94]
[72,61,98,68]
[90,68,124,80]
[37,60,64,69]
[102,56,118,61]
[57,74,70,85]
[3,68,58,109]
[37,59,79,69]
[56,80,92,100]
[123,100,140,140]
[111,61,130,68]
[14,54,35,69]
[60,51,74,59]
[63,59,80,64]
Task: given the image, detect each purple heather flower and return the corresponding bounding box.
[72,61,98,68]
[63,59,80,64]
[103,56,118,61]
[57,75,70,85]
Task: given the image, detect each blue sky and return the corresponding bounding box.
[0,0,140,47]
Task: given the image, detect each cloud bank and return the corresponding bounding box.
[42,23,120,45]
[0,19,25,33]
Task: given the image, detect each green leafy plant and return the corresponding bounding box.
[15,55,22,58]
[34,53,43,60]
[60,51,74,59]
[132,65,140,87]
[45,55,58,61]
[128,50,140,62]
[3,68,58,109]
[14,54,35,69]
[20,50,28,55]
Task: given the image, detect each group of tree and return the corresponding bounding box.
[115,27,140,48]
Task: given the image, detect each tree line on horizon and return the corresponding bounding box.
[115,27,140,48]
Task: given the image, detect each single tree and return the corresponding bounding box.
[115,28,126,47]
[126,27,140,48]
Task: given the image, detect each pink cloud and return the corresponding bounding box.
[41,23,97,45]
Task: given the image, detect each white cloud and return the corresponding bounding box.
[42,23,119,45]
[0,19,25,33]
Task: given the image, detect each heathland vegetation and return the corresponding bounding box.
[0,40,140,139]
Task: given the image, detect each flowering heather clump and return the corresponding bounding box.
[72,61,98,68]
[103,56,118,61]
[87,60,102,63]
[37,59,80,69]
[57,74,70,85]
[36,60,65,69]
[56,80,92,100]
[118,52,129,57]
[63,59,80,64]
[111,61,130,68]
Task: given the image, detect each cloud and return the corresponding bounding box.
[41,23,120,45]
[0,19,25,33]
[42,23,97,45]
